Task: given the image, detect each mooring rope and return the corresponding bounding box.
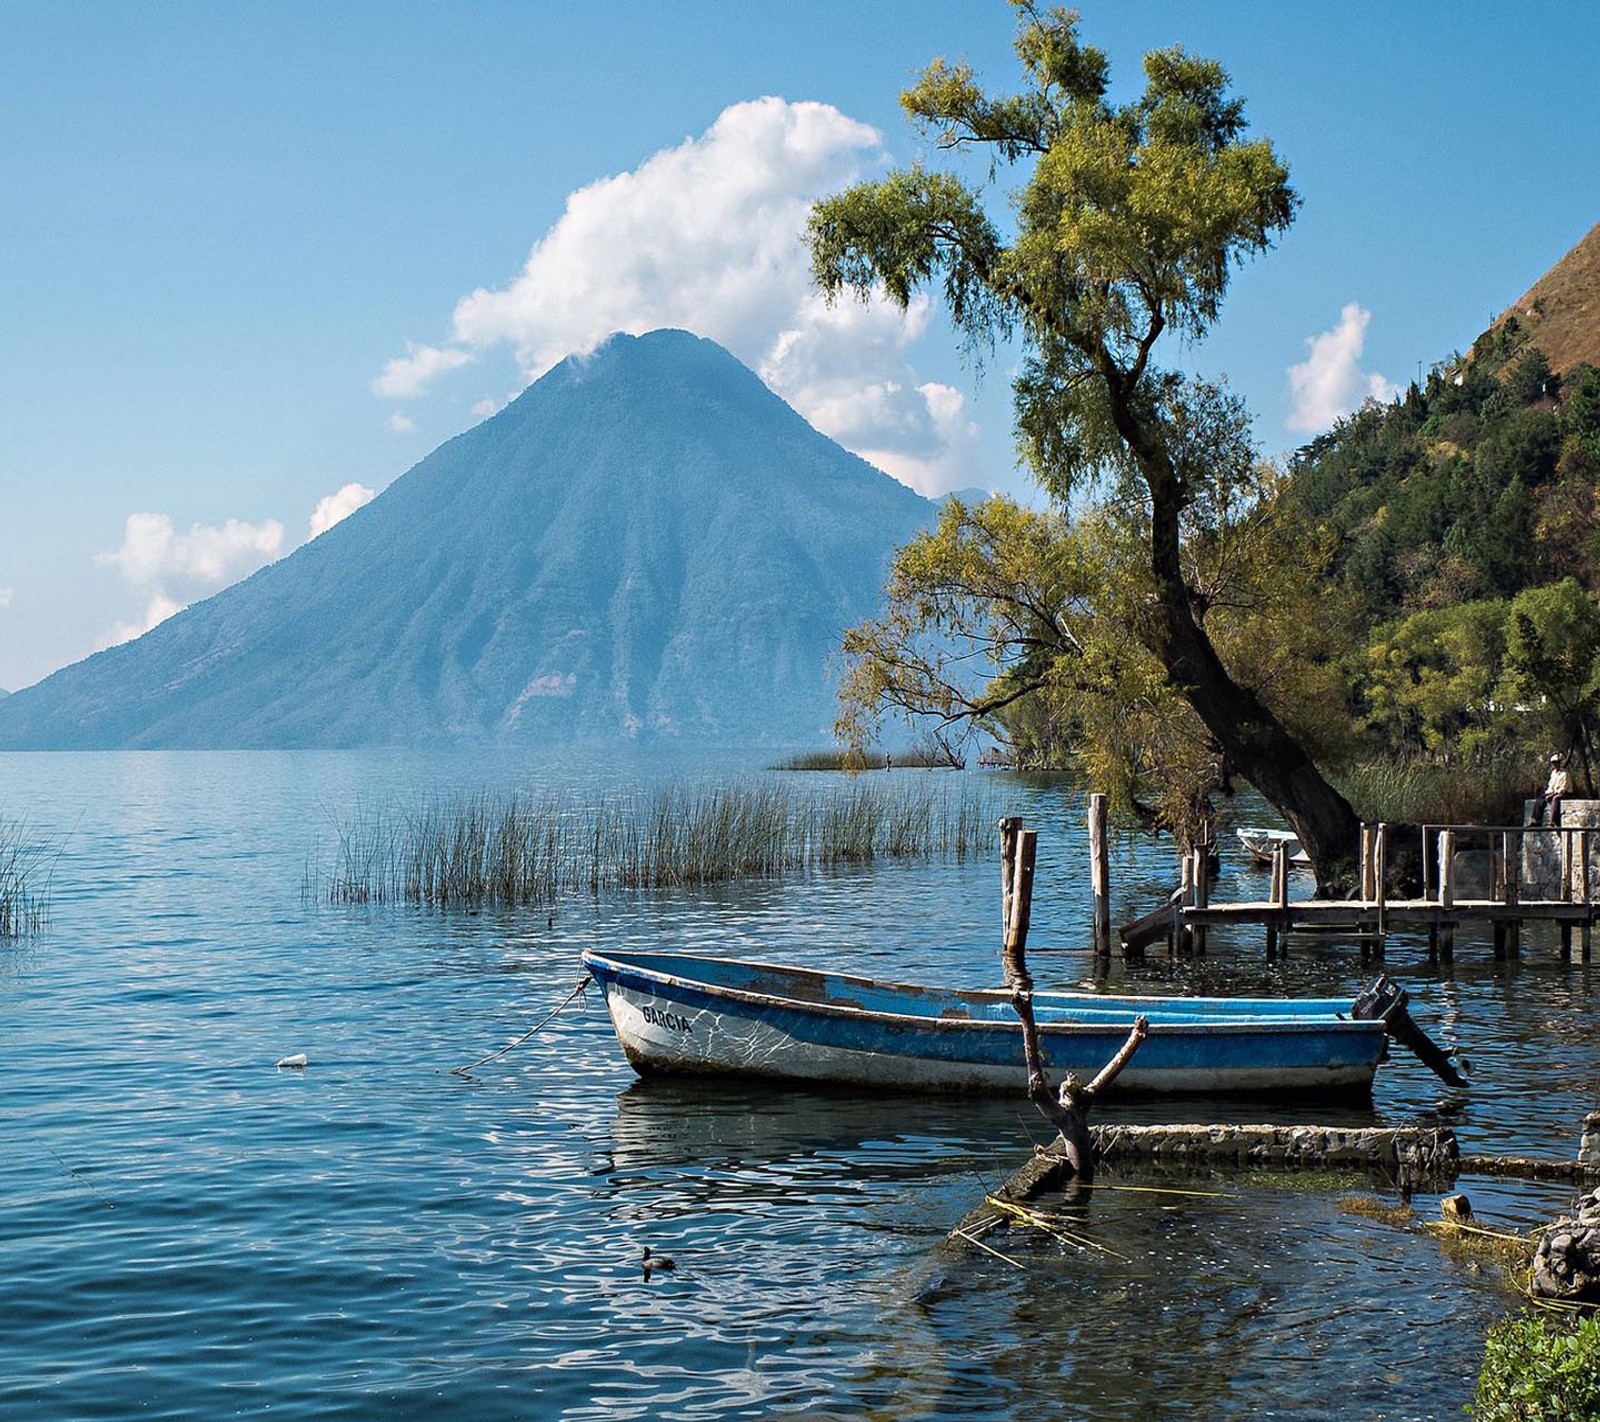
[451,972,593,1076]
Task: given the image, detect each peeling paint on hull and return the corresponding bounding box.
[583,949,1386,1098]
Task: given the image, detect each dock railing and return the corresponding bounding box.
[1412,822,1596,907]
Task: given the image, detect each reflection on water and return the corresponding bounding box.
[1,750,1596,1420]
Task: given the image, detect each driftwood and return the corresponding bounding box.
[944,821,1597,1274]
[999,817,1148,1184]
[942,1118,1600,1263]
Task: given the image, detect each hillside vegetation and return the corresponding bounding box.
[1282,264,1600,796]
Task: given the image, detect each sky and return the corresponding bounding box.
[2,2,1597,692]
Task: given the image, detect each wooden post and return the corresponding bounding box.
[999,816,1021,951]
[1375,823,1388,951]
[1002,828,1038,1000]
[1193,841,1210,957]
[1088,794,1110,960]
[1583,830,1593,964]
[1507,827,1522,957]
[1177,849,1194,957]
[1267,841,1289,960]
[1360,824,1375,902]
[1008,831,1038,952]
[1438,828,1456,962]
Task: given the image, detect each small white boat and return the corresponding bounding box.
[582,948,1405,1098]
[1235,826,1310,866]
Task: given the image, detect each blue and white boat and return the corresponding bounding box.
[581,949,1399,1098]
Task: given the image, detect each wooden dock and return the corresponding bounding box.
[1113,815,1600,964]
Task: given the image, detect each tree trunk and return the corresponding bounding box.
[1138,422,1362,894]
[1157,593,1361,892]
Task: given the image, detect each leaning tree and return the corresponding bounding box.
[808,1,1362,888]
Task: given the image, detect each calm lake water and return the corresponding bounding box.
[3,748,1596,1420]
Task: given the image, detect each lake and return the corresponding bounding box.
[2,748,1594,1420]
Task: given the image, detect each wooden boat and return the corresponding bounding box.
[1235,826,1310,866]
[581,948,1408,1098]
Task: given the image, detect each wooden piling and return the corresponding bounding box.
[999,816,1021,947]
[999,818,1034,991]
[1583,830,1593,963]
[1177,850,1194,957]
[1088,794,1110,960]
[1192,841,1209,957]
[1371,823,1388,958]
[1438,829,1456,961]
[1506,827,1522,956]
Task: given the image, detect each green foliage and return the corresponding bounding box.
[1506,345,1557,406]
[1361,599,1509,757]
[811,3,1370,861]
[1562,363,1600,452]
[1475,1310,1600,1421]
[1289,331,1600,638]
[1499,577,1600,788]
[835,471,1353,837]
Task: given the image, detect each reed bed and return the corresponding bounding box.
[1334,750,1538,826]
[313,776,999,909]
[773,748,958,771]
[0,818,50,937]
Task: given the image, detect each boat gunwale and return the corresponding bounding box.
[580,949,1385,1040]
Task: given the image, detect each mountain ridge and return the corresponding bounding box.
[0,330,933,748]
[1492,219,1600,375]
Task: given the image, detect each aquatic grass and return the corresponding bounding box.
[773,748,960,771]
[310,776,1003,909]
[1333,750,1537,826]
[0,817,52,937]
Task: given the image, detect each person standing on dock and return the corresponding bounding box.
[1534,752,1571,825]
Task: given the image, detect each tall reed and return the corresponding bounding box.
[312,776,1000,910]
[0,819,50,937]
[1334,750,1538,826]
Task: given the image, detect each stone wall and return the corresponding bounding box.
[1519,798,1600,899]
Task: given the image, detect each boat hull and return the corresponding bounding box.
[1236,827,1310,865]
[582,950,1385,1097]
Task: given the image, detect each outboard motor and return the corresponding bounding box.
[1353,975,1468,1088]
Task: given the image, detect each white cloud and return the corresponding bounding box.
[99,593,185,650]
[1287,303,1401,433]
[309,483,376,539]
[95,512,284,649]
[98,513,284,589]
[373,342,473,399]
[0,587,13,610]
[470,397,501,419]
[386,411,417,435]
[376,96,985,494]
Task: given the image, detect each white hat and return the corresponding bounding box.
[1551,752,1563,761]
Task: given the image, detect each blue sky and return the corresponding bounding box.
[3,2,1597,691]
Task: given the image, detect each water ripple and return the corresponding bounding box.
[2,750,1592,1420]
